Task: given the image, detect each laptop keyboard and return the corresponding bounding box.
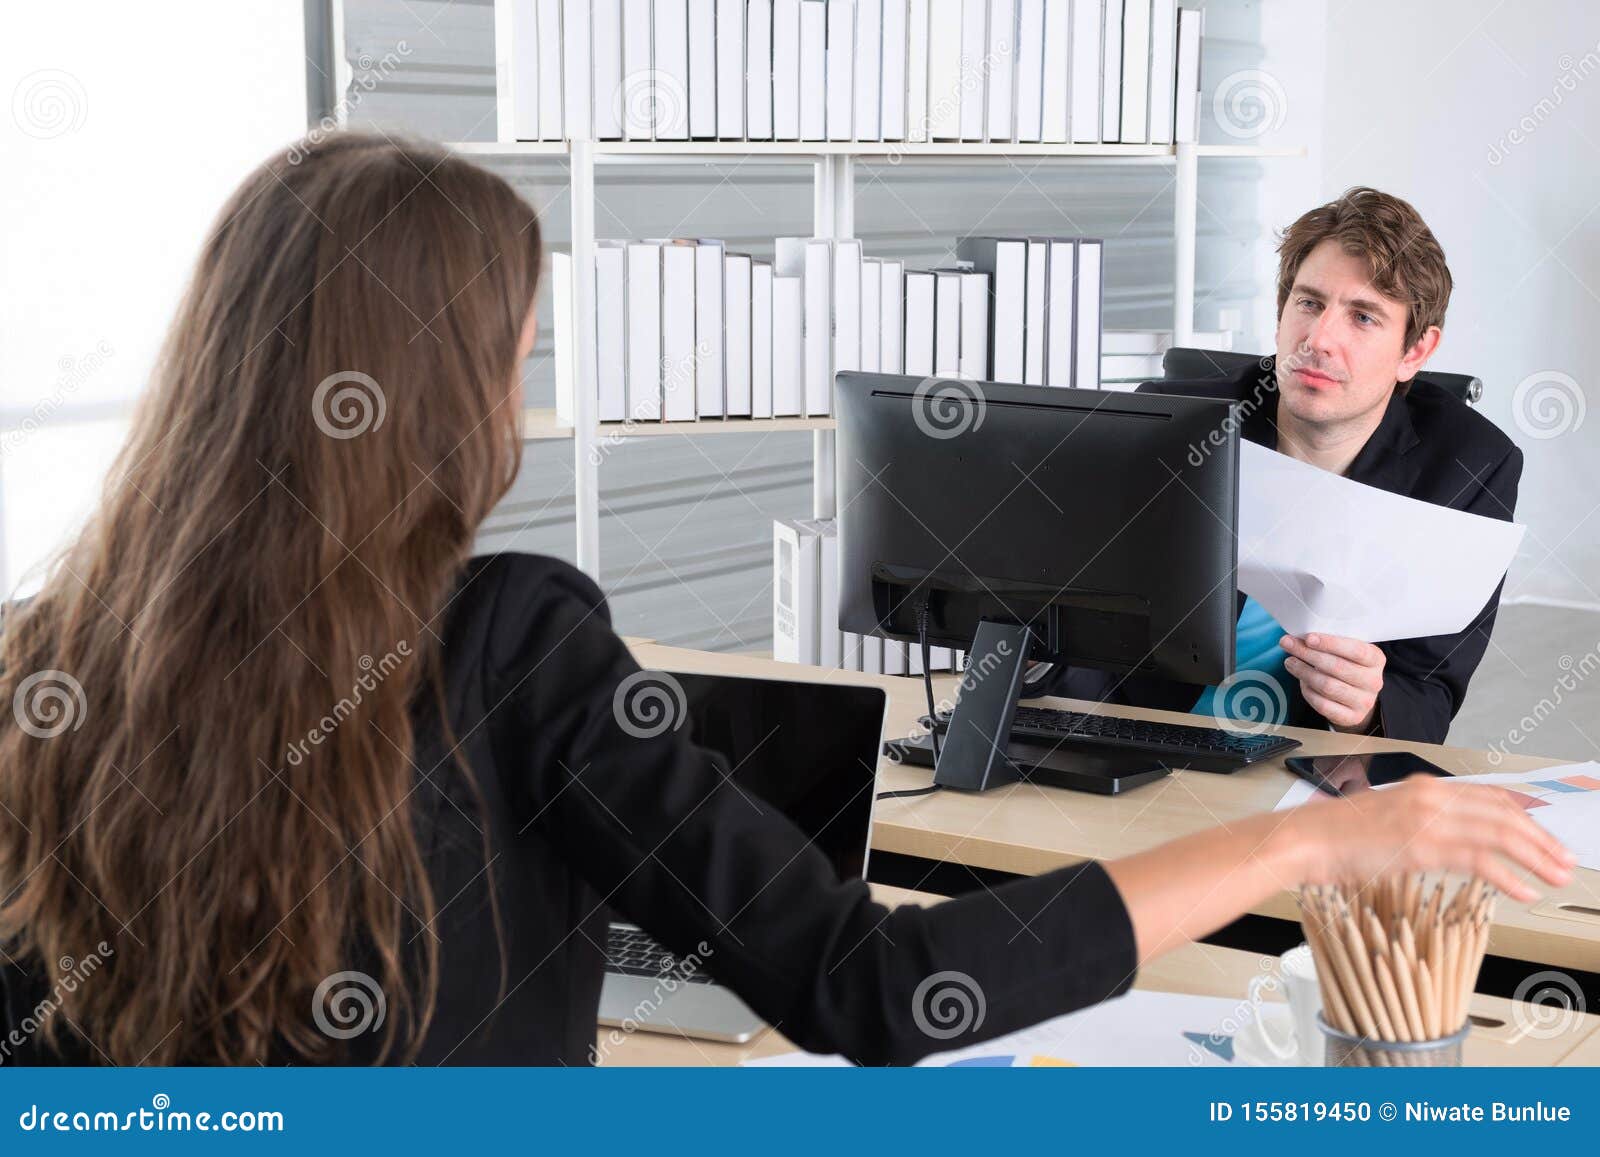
[604,925,716,984]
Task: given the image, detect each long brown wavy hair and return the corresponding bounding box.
[0,133,540,1064]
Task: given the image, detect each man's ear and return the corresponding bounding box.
[1396,324,1441,383]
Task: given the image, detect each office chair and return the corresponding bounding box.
[1160,347,1484,405]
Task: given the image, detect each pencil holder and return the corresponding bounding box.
[1317,1012,1468,1067]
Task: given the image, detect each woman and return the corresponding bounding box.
[0,135,1572,1067]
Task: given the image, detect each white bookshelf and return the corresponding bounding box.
[460,127,1304,581]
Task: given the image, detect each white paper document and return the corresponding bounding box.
[745,990,1272,1067]
[1274,762,1600,872]
[1237,441,1525,643]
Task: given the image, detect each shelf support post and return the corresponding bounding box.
[570,137,601,576]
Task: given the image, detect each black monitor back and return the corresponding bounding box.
[834,372,1240,685]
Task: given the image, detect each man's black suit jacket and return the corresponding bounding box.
[1037,358,1523,744]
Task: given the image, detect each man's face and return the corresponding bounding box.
[1274,239,1424,428]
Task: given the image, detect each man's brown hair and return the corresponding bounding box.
[1276,186,1452,352]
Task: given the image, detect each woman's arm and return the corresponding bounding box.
[1104,775,1575,964]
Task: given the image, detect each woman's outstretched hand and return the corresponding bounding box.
[1284,774,1576,902]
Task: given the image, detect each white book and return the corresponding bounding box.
[1075,238,1103,390]
[955,236,1025,382]
[798,519,842,668]
[804,241,833,414]
[958,270,988,380]
[881,0,908,140]
[776,237,834,415]
[724,252,754,416]
[536,0,564,140]
[1101,328,1168,354]
[1023,238,1048,385]
[551,251,578,425]
[933,270,961,375]
[563,0,592,139]
[906,0,930,141]
[625,242,663,418]
[904,269,935,376]
[752,262,775,417]
[844,630,870,675]
[1100,0,1122,142]
[800,0,828,139]
[986,0,1017,142]
[774,0,803,139]
[496,0,538,141]
[592,0,624,138]
[717,0,745,138]
[1174,5,1200,144]
[1045,238,1076,386]
[1119,0,1150,143]
[907,634,924,675]
[772,520,820,664]
[1101,353,1164,378]
[1040,0,1069,142]
[880,260,904,372]
[655,0,691,138]
[958,0,988,140]
[595,242,628,421]
[860,258,882,372]
[689,0,718,137]
[772,274,804,415]
[694,239,726,417]
[833,240,863,386]
[1146,0,1177,144]
[863,633,884,674]
[927,0,962,140]
[855,0,883,141]
[660,242,699,419]
[623,0,654,138]
[884,637,908,676]
[747,0,774,139]
[1069,0,1101,143]
[826,0,855,141]
[1014,0,1046,142]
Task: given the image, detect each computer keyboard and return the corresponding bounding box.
[925,704,1301,773]
[604,925,716,983]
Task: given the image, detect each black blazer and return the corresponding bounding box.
[3,553,1137,1066]
[1040,358,1523,745]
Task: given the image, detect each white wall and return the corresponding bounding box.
[0,1,307,590]
[1306,0,1600,610]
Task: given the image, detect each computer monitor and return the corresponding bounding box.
[834,371,1241,791]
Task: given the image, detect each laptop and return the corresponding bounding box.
[597,670,888,1043]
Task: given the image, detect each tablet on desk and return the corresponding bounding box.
[1285,752,1453,797]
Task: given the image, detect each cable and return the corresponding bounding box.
[874,599,947,802]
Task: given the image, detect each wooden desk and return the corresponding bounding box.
[628,642,1600,976]
[597,886,1600,1066]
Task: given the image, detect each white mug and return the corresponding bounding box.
[1238,944,1323,1065]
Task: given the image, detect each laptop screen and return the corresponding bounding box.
[665,671,885,883]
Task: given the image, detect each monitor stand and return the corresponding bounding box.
[892,620,1169,796]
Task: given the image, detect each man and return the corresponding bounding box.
[1039,187,1521,745]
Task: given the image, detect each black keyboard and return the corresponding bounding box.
[927,704,1300,773]
[604,925,715,984]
